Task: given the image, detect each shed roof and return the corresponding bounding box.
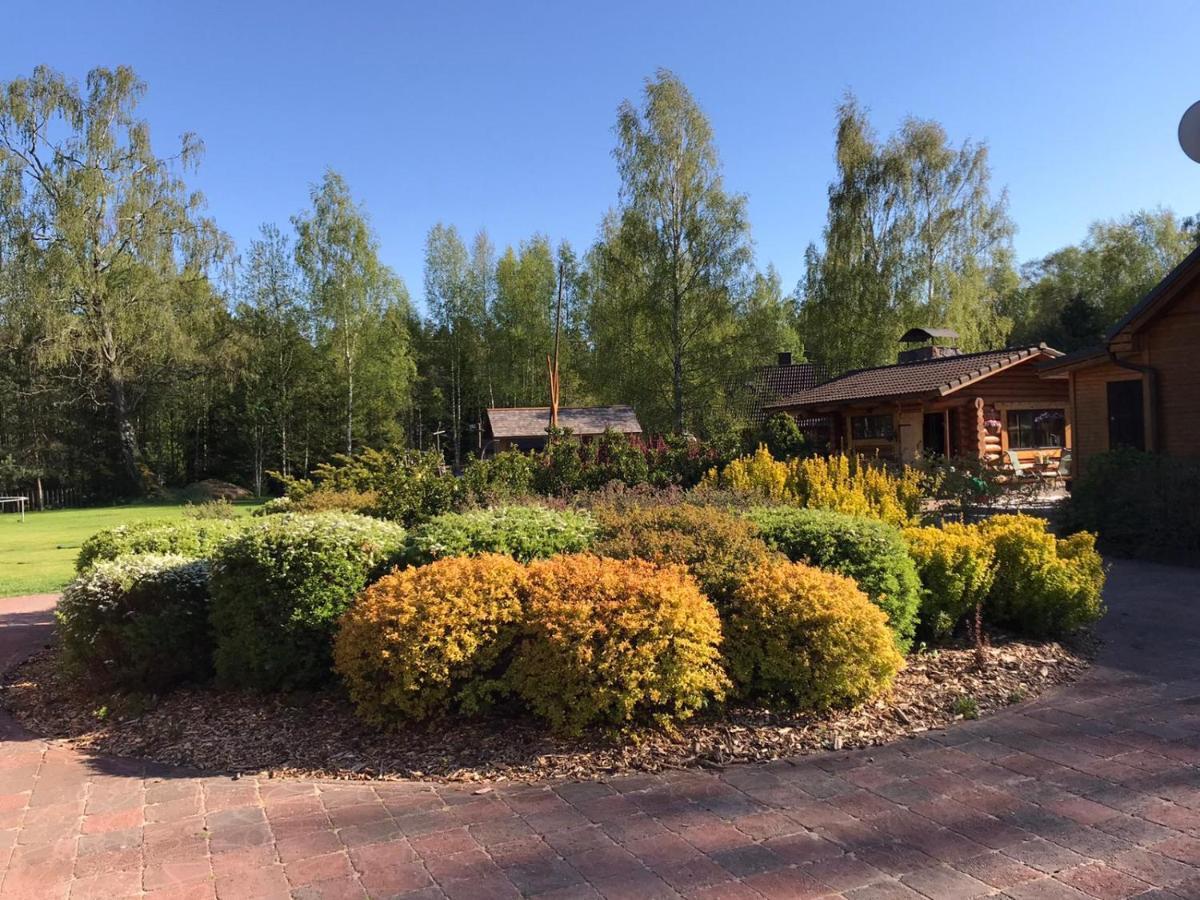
[485,405,643,439]
[766,345,1061,411]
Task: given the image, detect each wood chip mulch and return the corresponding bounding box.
[2,632,1094,784]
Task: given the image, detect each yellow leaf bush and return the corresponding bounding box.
[334,554,526,723]
[724,559,903,709]
[903,524,996,640]
[980,515,1106,636]
[592,503,776,608]
[702,448,922,527]
[508,554,727,734]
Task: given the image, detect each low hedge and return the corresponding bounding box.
[334,554,527,723]
[904,524,996,640]
[508,554,727,734]
[405,506,597,565]
[57,554,212,690]
[592,503,774,607]
[76,518,245,571]
[1060,449,1200,563]
[724,559,904,709]
[981,515,1106,637]
[208,513,406,690]
[748,507,921,648]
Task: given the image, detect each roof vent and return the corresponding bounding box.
[898,327,960,364]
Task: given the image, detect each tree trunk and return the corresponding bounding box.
[671,292,684,433]
[108,373,146,495]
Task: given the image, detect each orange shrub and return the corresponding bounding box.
[509,554,727,734]
[334,554,526,723]
[725,559,903,709]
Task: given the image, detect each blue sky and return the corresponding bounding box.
[9,1,1200,310]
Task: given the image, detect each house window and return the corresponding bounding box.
[851,414,895,441]
[1006,409,1065,449]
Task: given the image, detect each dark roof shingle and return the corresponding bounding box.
[767,346,1060,410]
[486,406,642,439]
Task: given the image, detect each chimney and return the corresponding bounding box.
[897,327,960,364]
[777,351,793,367]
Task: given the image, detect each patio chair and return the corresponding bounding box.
[1005,450,1053,489]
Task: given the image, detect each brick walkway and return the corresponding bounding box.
[2,561,1200,899]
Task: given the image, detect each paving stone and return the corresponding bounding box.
[1,562,1200,898]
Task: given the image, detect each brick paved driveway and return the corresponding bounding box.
[2,560,1200,899]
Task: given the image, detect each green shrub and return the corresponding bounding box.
[334,554,527,723]
[760,413,808,460]
[593,503,775,607]
[980,515,1106,637]
[289,489,379,515]
[903,524,996,640]
[509,554,727,734]
[724,559,904,709]
[749,507,920,648]
[461,450,535,504]
[275,447,461,526]
[406,506,596,565]
[76,518,246,572]
[369,450,462,526]
[208,513,407,690]
[1061,449,1200,562]
[57,554,212,690]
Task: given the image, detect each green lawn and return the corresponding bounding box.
[0,502,260,598]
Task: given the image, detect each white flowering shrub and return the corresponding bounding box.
[57,554,213,690]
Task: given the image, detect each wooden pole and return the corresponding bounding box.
[548,261,564,430]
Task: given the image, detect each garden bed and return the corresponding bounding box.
[2,631,1093,783]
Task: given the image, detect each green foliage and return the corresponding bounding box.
[334,555,527,723]
[531,430,589,496]
[748,507,921,648]
[724,559,904,709]
[288,489,379,515]
[980,515,1106,637]
[77,518,246,572]
[208,513,406,690]
[460,451,535,504]
[799,94,1015,375]
[0,65,229,494]
[760,413,807,460]
[293,170,415,456]
[593,503,774,607]
[279,446,460,526]
[903,524,996,640]
[509,554,727,734]
[406,506,597,565]
[1007,210,1198,351]
[1060,449,1200,562]
[57,554,212,690]
[584,69,757,435]
[952,695,979,719]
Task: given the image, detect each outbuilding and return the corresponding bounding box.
[483,405,643,453]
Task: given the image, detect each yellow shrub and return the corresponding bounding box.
[334,554,526,723]
[792,455,923,527]
[904,524,996,639]
[980,515,1106,636]
[703,450,921,527]
[724,559,903,709]
[509,554,727,734]
[702,446,790,501]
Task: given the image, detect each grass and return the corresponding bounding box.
[0,502,260,598]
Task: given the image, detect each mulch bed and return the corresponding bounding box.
[2,632,1094,784]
